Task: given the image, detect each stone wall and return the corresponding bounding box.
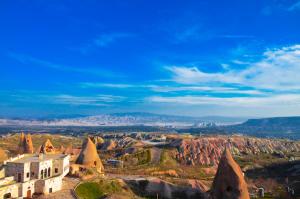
[43,176,63,194]
[0,183,19,198]
[19,180,35,198]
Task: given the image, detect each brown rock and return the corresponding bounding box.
[75,137,104,173]
[18,132,25,154]
[210,148,250,199]
[24,134,34,154]
[187,179,208,192]
[18,133,34,154]
[39,139,55,154]
[101,139,117,150]
[171,136,300,166]
[0,148,8,162]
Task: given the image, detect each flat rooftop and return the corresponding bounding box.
[7,154,68,163]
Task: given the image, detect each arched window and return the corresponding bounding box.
[44,169,47,178]
[40,170,43,179]
[48,168,51,177]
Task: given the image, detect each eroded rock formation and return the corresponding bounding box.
[18,133,34,154]
[75,137,104,173]
[126,177,206,199]
[39,139,55,154]
[90,136,105,149]
[210,148,250,199]
[172,136,300,166]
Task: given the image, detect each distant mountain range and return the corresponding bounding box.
[0,112,245,127]
[226,116,300,139]
[182,116,300,139]
[1,113,300,139]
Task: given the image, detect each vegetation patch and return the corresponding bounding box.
[75,179,129,199]
[160,149,178,167]
[75,182,105,199]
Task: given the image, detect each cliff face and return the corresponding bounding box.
[210,148,250,199]
[172,136,300,166]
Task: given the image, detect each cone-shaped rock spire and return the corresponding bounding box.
[18,132,25,153]
[18,133,34,154]
[39,139,55,154]
[75,137,104,173]
[24,134,34,154]
[210,148,250,199]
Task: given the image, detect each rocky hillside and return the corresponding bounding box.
[226,116,300,139]
[101,137,144,150]
[171,136,300,166]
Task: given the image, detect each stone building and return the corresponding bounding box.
[0,153,69,198]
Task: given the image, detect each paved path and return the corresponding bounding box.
[106,173,147,180]
[34,177,79,199]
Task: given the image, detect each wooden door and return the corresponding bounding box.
[27,190,31,198]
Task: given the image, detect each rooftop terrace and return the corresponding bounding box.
[5,154,68,164]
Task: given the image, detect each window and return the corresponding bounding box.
[17,173,21,182]
[48,168,51,177]
[40,170,43,179]
[55,168,58,173]
[44,169,47,178]
[49,188,52,193]
[94,161,97,166]
[26,172,29,178]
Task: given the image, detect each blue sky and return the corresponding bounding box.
[1,0,300,118]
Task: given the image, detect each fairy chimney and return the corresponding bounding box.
[75,137,104,173]
[210,148,250,199]
[23,134,34,154]
[18,133,34,154]
[18,132,26,153]
[39,139,55,154]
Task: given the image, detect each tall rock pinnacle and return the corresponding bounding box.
[210,148,250,199]
[24,134,34,154]
[18,133,34,154]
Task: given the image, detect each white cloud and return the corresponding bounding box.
[167,45,300,90]
[148,85,264,95]
[53,94,125,106]
[148,94,300,107]
[80,82,264,95]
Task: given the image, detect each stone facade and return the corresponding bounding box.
[0,153,69,198]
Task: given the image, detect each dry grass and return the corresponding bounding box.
[0,133,82,157]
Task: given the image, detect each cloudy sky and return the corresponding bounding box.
[1,0,300,118]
